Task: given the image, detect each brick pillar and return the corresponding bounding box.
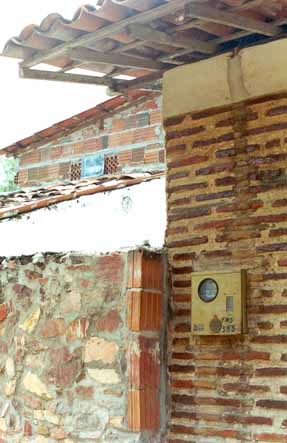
[127,249,163,432]
[163,39,287,442]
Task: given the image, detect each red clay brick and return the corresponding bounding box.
[127,290,162,331]
[128,388,160,431]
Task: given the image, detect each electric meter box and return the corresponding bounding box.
[191,270,247,336]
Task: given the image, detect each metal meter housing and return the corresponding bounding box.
[191,270,247,336]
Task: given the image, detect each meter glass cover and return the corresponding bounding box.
[198,278,218,303]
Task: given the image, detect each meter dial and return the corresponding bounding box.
[198,278,218,303]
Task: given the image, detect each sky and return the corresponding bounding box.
[0,1,108,150]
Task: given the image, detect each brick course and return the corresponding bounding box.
[165,93,287,442]
[15,96,164,187]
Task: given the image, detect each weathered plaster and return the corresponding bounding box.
[0,178,166,256]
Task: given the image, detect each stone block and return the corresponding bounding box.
[0,304,7,322]
[96,310,120,332]
[34,410,60,425]
[87,369,120,385]
[84,337,118,364]
[5,357,15,378]
[22,372,53,400]
[66,318,89,341]
[19,308,41,333]
[40,319,65,338]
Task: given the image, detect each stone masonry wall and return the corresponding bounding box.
[15,95,164,188]
[0,250,164,443]
[165,93,287,442]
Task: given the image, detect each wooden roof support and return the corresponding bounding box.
[19,67,114,87]
[216,17,287,45]
[114,71,163,92]
[186,4,280,37]
[177,0,265,33]
[68,47,167,71]
[127,23,217,54]
[20,67,162,92]
[20,0,199,69]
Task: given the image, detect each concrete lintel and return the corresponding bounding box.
[163,38,287,119]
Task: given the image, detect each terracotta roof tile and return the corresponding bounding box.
[2,0,287,91]
[0,172,164,221]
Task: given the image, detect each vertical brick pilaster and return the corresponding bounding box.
[165,92,287,442]
[127,249,163,432]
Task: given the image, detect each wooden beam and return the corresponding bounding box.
[20,0,199,69]
[186,4,280,37]
[20,67,162,92]
[216,17,287,45]
[114,71,163,92]
[69,47,166,71]
[127,23,216,54]
[112,40,146,54]
[159,48,197,63]
[19,67,114,87]
[59,61,85,73]
[177,0,265,33]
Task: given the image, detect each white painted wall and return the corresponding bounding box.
[0,178,166,256]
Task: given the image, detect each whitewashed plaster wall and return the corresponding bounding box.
[0,178,166,256]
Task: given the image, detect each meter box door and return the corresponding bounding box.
[191,270,247,336]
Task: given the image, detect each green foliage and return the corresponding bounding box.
[0,156,19,193]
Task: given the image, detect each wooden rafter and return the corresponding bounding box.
[216,17,287,45]
[114,71,163,93]
[68,47,168,71]
[127,23,217,54]
[20,0,201,69]
[19,67,162,92]
[112,40,146,54]
[177,0,265,33]
[186,4,280,37]
[11,0,286,93]
[20,67,114,87]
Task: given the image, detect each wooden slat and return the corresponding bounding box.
[21,0,199,69]
[59,61,85,73]
[177,0,265,33]
[114,71,163,92]
[127,23,216,54]
[159,48,198,63]
[186,4,280,37]
[69,47,166,71]
[112,40,146,54]
[20,67,162,92]
[19,67,114,86]
[216,17,287,45]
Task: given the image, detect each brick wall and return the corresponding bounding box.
[15,96,164,187]
[0,249,165,442]
[165,93,287,442]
